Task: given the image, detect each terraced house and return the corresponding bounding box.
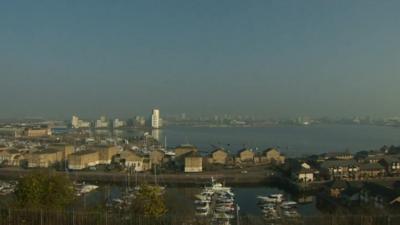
[236,148,255,163]
[320,160,360,180]
[261,148,285,165]
[0,149,21,166]
[208,148,229,165]
[26,144,74,168]
[67,145,119,170]
[119,150,151,172]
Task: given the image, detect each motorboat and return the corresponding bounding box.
[215,206,235,213]
[281,201,297,209]
[257,194,283,203]
[213,213,235,219]
[283,210,300,218]
[194,199,211,204]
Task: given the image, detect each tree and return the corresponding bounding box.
[14,172,74,209]
[131,184,167,217]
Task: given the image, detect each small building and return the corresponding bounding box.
[68,150,99,170]
[209,148,229,165]
[150,149,166,166]
[184,152,203,173]
[236,148,254,163]
[323,151,354,160]
[22,128,52,137]
[320,160,360,180]
[379,156,400,176]
[358,163,386,179]
[262,148,285,165]
[291,162,315,183]
[174,144,198,158]
[0,149,21,166]
[328,179,349,198]
[119,150,151,172]
[95,145,119,164]
[27,148,66,168]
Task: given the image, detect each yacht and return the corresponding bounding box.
[257,194,283,203]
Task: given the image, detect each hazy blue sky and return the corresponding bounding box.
[1,0,400,119]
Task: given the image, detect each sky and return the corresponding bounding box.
[1,0,400,119]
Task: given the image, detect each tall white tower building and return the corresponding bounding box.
[151,109,161,129]
[71,116,79,129]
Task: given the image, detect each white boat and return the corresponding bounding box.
[213,213,235,220]
[281,201,297,209]
[80,184,98,194]
[257,194,283,203]
[260,203,276,210]
[195,194,211,201]
[204,177,231,193]
[215,206,235,213]
[75,184,99,196]
[283,210,300,218]
[194,199,211,204]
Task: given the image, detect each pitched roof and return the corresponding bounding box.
[359,163,384,170]
[320,159,358,168]
[211,148,227,154]
[329,179,349,189]
[237,148,252,155]
[381,156,400,164]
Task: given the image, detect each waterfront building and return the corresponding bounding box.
[209,148,229,165]
[262,148,285,165]
[151,129,160,141]
[151,109,161,129]
[320,160,360,180]
[174,144,198,158]
[68,150,99,170]
[95,116,109,129]
[150,149,165,165]
[134,116,146,127]
[323,151,354,160]
[358,163,386,179]
[22,127,52,137]
[119,150,151,172]
[25,144,74,168]
[291,162,315,183]
[113,118,126,129]
[0,149,21,166]
[67,145,119,170]
[378,156,400,175]
[184,152,203,172]
[97,145,120,164]
[71,116,90,129]
[236,148,255,163]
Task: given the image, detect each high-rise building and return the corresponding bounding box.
[71,115,90,129]
[71,116,79,128]
[134,116,146,127]
[113,118,126,128]
[95,116,109,129]
[151,109,161,129]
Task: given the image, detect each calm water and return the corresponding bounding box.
[81,185,320,216]
[111,124,400,156]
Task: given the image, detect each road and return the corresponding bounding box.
[0,165,273,186]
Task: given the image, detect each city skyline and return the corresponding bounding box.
[1,1,400,119]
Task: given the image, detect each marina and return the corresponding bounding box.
[193,178,239,225]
